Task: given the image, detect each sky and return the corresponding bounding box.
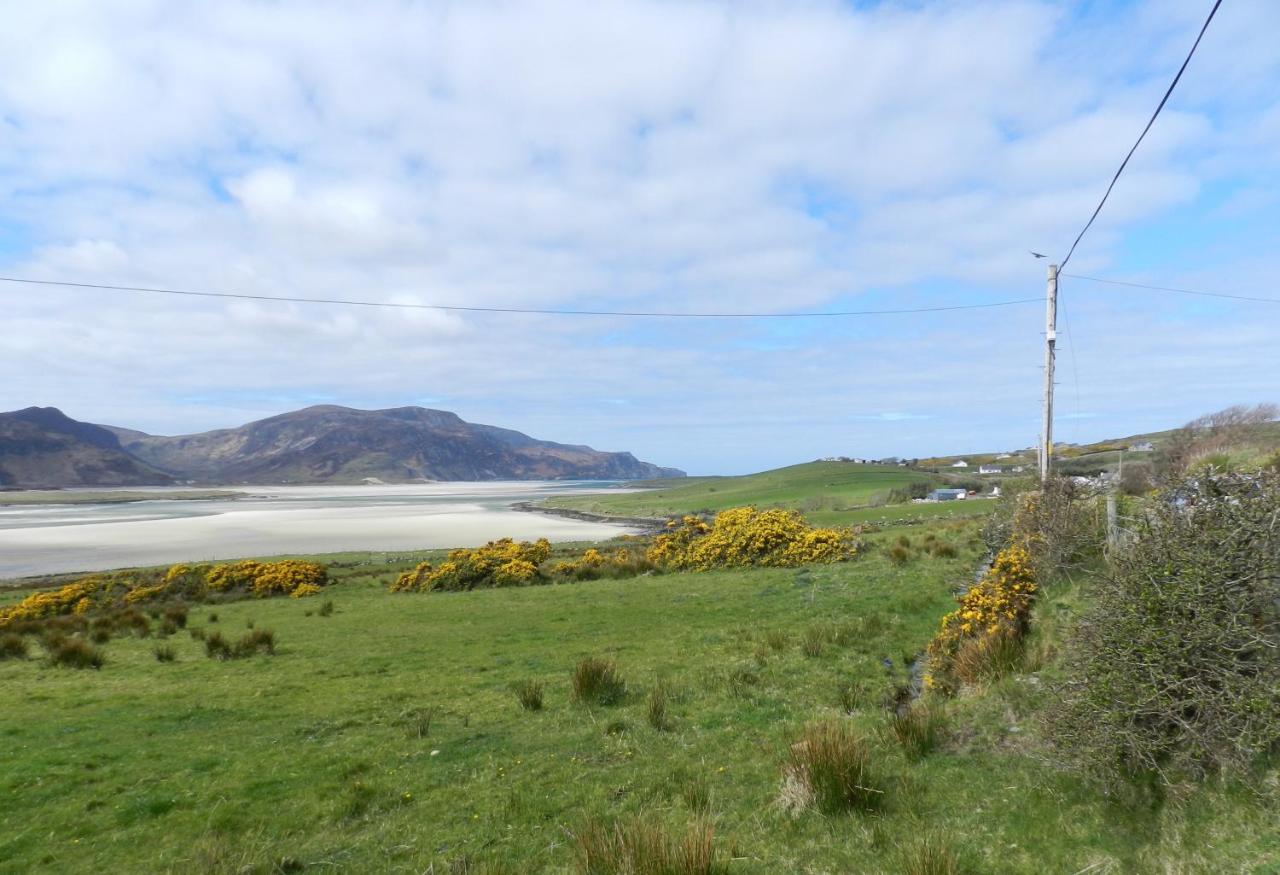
[2,0,1278,475]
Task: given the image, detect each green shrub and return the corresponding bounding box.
[0,633,28,660]
[1048,471,1280,785]
[572,817,724,875]
[572,657,626,706]
[515,679,544,712]
[781,720,883,815]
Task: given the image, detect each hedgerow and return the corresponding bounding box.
[1048,471,1280,785]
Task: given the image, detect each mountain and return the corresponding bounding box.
[102,405,685,484]
[0,407,174,488]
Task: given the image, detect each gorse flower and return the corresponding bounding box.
[648,507,856,570]
[924,543,1037,695]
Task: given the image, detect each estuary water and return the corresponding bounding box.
[0,482,637,579]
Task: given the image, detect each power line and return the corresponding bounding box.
[1058,0,1223,270]
[0,275,1041,319]
[1064,272,1280,304]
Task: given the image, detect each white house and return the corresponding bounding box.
[979,465,1003,475]
[950,460,969,468]
[995,453,1012,460]
[1129,441,1155,452]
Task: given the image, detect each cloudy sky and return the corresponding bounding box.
[2,0,1277,474]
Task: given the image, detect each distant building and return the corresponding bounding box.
[950,460,969,468]
[979,465,1003,475]
[1129,441,1155,452]
[995,453,1012,460]
[927,488,967,501]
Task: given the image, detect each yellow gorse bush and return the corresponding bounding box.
[390,538,552,592]
[924,543,1037,694]
[0,577,103,626]
[647,507,856,571]
[0,559,329,627]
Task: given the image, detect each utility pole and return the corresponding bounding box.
[1039,264,1058,482]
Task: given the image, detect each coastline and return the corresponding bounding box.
[510,500,666,534]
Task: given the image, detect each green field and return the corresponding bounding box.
[2,522,1274,873]
[545,462,990,527]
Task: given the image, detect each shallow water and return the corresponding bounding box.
[0,482,636,579]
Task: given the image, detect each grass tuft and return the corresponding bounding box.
[647,681,671,731]
[204,631,232,661]
[888,702,944,760]
[781,720,883,815]
[233,628,276,657]
[153,643,177,663]
[0,633,28,660]
[514,679,545,711]
[572,656,626,706]
[900,832,962,875]
[572,816,724,875]
[46,636,105,670]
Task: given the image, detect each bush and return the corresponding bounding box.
[0,633,28,660]
[924,545,1037,695]
[1048,471,1280,786]
[46,636,104,669]
[572,656,626,706]
[572,817,724,875]
[780,720,883,815]
[391,539,551,592]
[888,702,944,760]
[153,644,177,663]
[515,679,544,711]
[649,507,856,570]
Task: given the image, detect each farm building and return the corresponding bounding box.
[950,460,969,468]
[927,488,968,501]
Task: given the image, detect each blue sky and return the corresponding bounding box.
[1,0,1277,474]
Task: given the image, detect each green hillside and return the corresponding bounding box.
[545,461,979,526]
[2,519,1272,872]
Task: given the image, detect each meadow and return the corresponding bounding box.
[541,462,991,528]
[2,517,1274,873]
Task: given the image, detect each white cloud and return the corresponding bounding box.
[0,0,1276,473]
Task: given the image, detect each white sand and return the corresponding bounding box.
[0,482,636,578]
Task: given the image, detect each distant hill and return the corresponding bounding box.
[102,405,685,484]
[0,407,173,488]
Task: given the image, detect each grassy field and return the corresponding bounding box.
[2,521,1274,873]
[544,462,990,528]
